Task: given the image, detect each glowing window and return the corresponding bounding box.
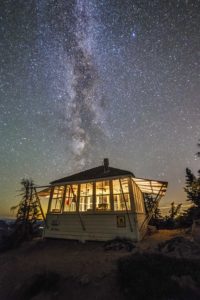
[96,180,110,211]
[64,184,78,212]
[50,186,64,213]
[79,182,93,212]
[112,178,131,211]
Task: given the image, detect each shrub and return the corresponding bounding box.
[118,253,200,300]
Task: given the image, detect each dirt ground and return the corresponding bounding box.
[139,228,187,250]
[0,229,197,300]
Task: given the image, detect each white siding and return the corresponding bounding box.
[44,212,138,241]
[136,213,148,240]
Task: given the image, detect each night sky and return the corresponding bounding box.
[0,0,199,217]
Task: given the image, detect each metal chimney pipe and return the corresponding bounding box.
[103,158,109,172]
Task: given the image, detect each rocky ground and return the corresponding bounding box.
[0,229,200,300]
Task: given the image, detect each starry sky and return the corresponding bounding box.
[0,0,199,217]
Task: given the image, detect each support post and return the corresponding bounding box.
[139,184,164,238]
[128,177,136,212]
[110,180,114,211]
[61,185,67,213]
[71,184,85,231]
[93,181,96,212]
[47,187,54,213]
[34,187,47,227]
[119,178,133,232]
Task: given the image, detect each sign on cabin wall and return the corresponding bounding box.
[116,215,126,227]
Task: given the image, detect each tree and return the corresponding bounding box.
[185,168,200,207]
[144,194,163,228]
[10,178,42,245]
[162,202,182,229]
[169,202,182,219]
[182,141,200,226]
[185,140,200,208]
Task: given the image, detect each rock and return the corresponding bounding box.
[158,236,200,257]
[79,274,90,285]
[79,238,86,244]
[171,275,200,298]
[104,238,136,252]
[147,225,158,235]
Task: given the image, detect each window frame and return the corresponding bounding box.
[79,182,94,212]
[112,178,131,212]
[47,176,138,214]
[49,185,65,213]
[95,179,111,211]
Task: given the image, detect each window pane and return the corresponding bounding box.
[64,184,78,212]
[50,186,64,213]
[79,182,93,212]
[96,180,110,195]
[132,181,145,213]
[122,178,129,193]
[113,178,131,211]
[96,181,110,210]
[113,194,131,211]
[112,179,121,194]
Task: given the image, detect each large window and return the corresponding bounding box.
[79,182,93,212]
[63,184,78,212]
[113,178,131,211]
[50,186,64,213]
[96,180,110,210]
[49,178,135,214]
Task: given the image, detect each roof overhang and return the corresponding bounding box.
[36,187,51,197]
[51,174,131,186]
[132,177,168,195]
[36,176,168,197]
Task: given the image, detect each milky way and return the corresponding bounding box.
[0,0,200,216]
[34,0,110,169]
[66,0,110,168]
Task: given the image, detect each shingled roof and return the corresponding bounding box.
[50,165,134,185]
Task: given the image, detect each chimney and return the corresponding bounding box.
[103,158,109,173]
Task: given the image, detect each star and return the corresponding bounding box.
[0,0,199,216]
[131,32,136,38]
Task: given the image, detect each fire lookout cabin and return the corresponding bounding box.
[41,159,168,241]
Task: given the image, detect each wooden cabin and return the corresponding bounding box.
[42,159,168,241]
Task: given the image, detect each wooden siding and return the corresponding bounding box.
[44,212,138,241]
[136,213,148,240]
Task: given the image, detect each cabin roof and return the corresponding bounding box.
[50,165,134,185]
[37,177,168,197]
